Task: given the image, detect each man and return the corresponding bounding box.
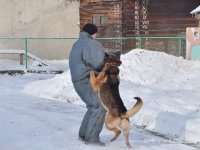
[69,23,107,146]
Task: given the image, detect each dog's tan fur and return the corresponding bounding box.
[90,56,143,147]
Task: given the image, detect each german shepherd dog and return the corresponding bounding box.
[90,55,143,147]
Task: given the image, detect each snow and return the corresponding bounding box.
[0,49,47,66]
[0,49,25,54]
[1,49,200,150]
[191,5,200,14]
[0,58,68,73]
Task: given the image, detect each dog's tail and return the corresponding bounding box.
[121,97,143,118]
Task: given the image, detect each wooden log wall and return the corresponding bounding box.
[80,0,199,36]
[121,0,199,37]
[80,0,122,37]
[147,0,199,35]
[80,0,200,55]
[80,0,124,52]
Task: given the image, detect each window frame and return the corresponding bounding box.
[92,14,108,26]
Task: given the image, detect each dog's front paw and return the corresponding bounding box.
[90,70,95,77]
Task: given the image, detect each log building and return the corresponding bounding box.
[80,0,200,55]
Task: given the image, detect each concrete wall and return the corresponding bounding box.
[0,0,80,59]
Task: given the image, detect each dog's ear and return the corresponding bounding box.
[106,55,122,66]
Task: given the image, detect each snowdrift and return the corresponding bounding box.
[23,49,200,144]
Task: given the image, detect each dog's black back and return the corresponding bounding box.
[99,65,127,117]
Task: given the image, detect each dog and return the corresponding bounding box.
[90,55,143,147]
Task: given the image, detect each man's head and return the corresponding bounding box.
[83,23,98,39]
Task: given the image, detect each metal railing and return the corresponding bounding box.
[0,37,77,69]
[0,36,186,69]
[97,36,186,56]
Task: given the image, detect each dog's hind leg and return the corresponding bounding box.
[107,127,121,142]
[123,128,131,148]
[120,119,131,148]
[105,114,121,142]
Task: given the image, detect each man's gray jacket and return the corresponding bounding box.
[69,32,106,83]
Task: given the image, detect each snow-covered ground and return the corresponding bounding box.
[0,49,200,150]
[0,57,68,73]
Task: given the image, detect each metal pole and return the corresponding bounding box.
[25,38,28,69]
[179,38,182,57]
[139,36,142,49]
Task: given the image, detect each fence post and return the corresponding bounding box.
[139,36,142,49]
[25,38,28,69]
[179,38,182,57]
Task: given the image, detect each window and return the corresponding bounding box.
[100,15,108,25]
[92,14,108,26]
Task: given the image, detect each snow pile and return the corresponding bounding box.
[23,49,200,144]
[24,71,82,106]
[119,49,192,85]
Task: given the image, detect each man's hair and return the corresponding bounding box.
[82,23,98,35]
